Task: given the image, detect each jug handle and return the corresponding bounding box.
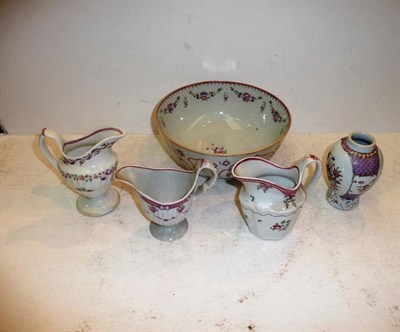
[295,154,322,195]
[195,160,218,195]
[38,128,65,170]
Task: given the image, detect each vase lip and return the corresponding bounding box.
[347,131,376,153]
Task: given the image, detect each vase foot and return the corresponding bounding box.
[76,188,120,217]
[326,189,359,211]
[149,219,188,242]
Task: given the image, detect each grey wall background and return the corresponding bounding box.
[1,0,399,134]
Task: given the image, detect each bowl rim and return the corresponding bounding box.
[152,80,292,157]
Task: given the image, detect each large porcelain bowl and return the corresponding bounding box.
[153,81,291,179]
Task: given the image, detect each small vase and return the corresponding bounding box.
[326,132,383,210]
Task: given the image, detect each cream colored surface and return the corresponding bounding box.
[0,133,399,331]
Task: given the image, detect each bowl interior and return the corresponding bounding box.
[156,82,291,155]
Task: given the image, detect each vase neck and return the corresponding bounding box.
[346,132,376,153]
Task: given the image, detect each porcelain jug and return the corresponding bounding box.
[39,127,125,216]
[232,155,321,240]
[115,160,217,241]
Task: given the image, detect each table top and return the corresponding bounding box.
[1,133,399,331]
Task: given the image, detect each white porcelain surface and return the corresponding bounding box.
[39,127,125,216]
[232,155,321,240]
[154,81,291,178]
[1,133,398,331]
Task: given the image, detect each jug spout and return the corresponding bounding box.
[116,159,217,208]
[61,127,125,165]
[232,155,321,197]
[232,157,302,199]
[39,127,125,170]
[116,165,198,204]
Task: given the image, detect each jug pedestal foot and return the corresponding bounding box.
[326,189,359,211]
[149,219,188,242]
[76,188,120,217]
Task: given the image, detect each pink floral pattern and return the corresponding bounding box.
[220,159,231,167]
[283,196,297,208]
[327,152,343,191]
[269,101,286,123]
[62,142,114,166]
[142,194,192,223]
[160,96,180,114]
[60,166,116,182]
[270,220,291,231]
[230,87,262,102]
[189,88,223,100]
[206,143,227,154]
[254,181,297,208]
[75,187,94,193]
